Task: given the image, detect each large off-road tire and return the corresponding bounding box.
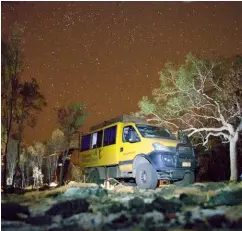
[174,171,195,187]
[86,168,100,184]
[135,163,158,189]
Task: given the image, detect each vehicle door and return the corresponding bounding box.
[119,125,142,172]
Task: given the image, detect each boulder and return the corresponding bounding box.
[62,187,108,199]
[1,202,30,221]
[150,197,182,214]
[207,188,242,207]
[45,199,89,218]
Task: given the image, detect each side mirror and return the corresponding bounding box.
[128,130,140,143]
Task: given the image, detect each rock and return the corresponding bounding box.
[142,211,165,229]
[45,199,89,218]
[129,197,146,214]
[200,182,228,191]
[105,213,132,229]
[155,185,176,197]
[150,197,182,214]
[224,204,242,221]
[207,214,231,228]
[108,202,127,214]
[96,200,127,216]
[62,187,108,199]
[63,213,103,230]
[48,226,73,231]
[1,202,30,221]
[179,193,205,206]
[26,215,52,226]
[233,217,242,229]
[207,188,242,206]
[184,219,210,230]
[1,220,29,229]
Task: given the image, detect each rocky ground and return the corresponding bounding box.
[1,181,242,231]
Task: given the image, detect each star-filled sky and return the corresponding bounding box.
[2,1,242,145]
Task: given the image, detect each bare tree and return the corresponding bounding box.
[137,54,242,181]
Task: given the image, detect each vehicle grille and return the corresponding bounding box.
[178,146,193,158]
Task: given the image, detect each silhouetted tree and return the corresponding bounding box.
[14,78,47,163]
[1,24,47,189]
[56,103,86,185]
[1,24,23,189]
[136,54,242,181]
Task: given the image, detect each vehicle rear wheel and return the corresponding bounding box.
[87,168,100,184]
[135,163,158,189]
[174,171,195,187]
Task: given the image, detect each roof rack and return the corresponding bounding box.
[90,115,147,132]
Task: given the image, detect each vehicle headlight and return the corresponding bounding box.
[163,154,175,166]
[163,155,172,162]
[152,142,171,152]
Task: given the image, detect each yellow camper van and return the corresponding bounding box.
[78,115,196,189]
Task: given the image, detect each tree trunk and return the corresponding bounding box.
[59,143,70,186]
[229,135,238,181]
[3,139,9,189]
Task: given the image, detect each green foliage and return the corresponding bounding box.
[137,96,156,115]
[15,78,47,127]
[137,53,242,135]
[56,103,87,142]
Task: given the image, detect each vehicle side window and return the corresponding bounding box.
[81,134,91,151]
[91,130,103,149]
[123,126,140,142]
[104,125,117,146]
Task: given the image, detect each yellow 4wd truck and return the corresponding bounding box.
[77,115,196,189]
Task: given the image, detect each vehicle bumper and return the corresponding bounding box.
[157,168,193,181]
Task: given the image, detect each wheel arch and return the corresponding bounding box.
[132,154,152,178]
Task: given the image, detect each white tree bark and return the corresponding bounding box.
[229,132,239,181]
[7,139,18,185]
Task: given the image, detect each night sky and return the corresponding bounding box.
[2,1,242,145]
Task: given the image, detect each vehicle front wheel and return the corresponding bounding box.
[135,163,158,189]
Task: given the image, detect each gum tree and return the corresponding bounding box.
[136,54,242,181]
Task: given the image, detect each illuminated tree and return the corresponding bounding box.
[45,129,65,183]
[56,103,86,185]
[136,54,242,181]
[6,139,18,185]
[27,142,46,188]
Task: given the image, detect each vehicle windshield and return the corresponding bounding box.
[136,124,176,140]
